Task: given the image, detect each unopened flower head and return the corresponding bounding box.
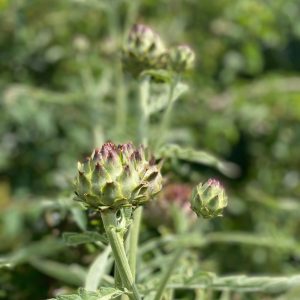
[167,44,195,73]
[122,24,166,75]
[190,179,228,219]
[145,183,196,229]
[74,142,162,211]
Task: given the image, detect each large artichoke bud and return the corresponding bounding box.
[122,24,166,76]
[74,142,162,211]
[190,179,228,219]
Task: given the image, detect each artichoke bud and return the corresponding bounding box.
[74,142,163,211]
[190,179,228,219]
[167,44,195,73]
[122,24,166,75]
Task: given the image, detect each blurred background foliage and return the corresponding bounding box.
[1,0,300,299]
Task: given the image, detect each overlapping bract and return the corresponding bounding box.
[74,142,162,211]
[122,24,196,77]
[167,45,195,73]
[122,24,166,76]
[190,179,228,219]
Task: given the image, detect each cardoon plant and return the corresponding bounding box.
[48,23,300,300]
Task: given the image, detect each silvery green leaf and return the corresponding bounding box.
[85,246,111,291]
[156,144,239,178]
[29,258,86,286]
[168,273,300,293]
[63,231,107,246]
[71,207,88,231]
[50,287,125,300]
[94,287,125,299]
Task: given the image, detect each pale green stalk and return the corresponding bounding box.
[195,289,206,300]
[128,206,143,280]
[101,211,141,300]
[139,76,150,145]
[153,248,185,300]
[155,75,180,151]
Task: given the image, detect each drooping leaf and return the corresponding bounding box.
[156,144,240,177]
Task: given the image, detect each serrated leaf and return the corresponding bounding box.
[156,144,239,178]
[95,287,125,300]
[78,288,101,300]
[50,287,124,300]
[85,246,111,291]
[63,231,107,246]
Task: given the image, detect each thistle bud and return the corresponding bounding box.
[122,24,166,75]
[190,179,228,219]
[74,142,162,211]
[167,44,195,73]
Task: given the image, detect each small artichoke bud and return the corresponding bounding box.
[74,142,163,211]
[167,44,195,73]
[122,24,166,75]
[190,179,228,219]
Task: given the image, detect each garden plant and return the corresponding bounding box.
[49,24,299,299]
[1,1,300,300]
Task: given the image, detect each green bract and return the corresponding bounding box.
[190,179,228,219]
[167,45,195,73]
[122,24,166,76]
[74,142,163,211]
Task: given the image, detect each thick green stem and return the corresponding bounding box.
[153,248,184,300]
[128,206,143,280]
[101,211,141,300]
[114,266,124,300]
[114,266,123,288]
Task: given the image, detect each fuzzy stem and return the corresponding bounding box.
[114,266,123,288]
[101,210,141,300]
[139,76,150,146]
[153,248,184,300]
[155,75,180,151]
[128,206,143,280]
